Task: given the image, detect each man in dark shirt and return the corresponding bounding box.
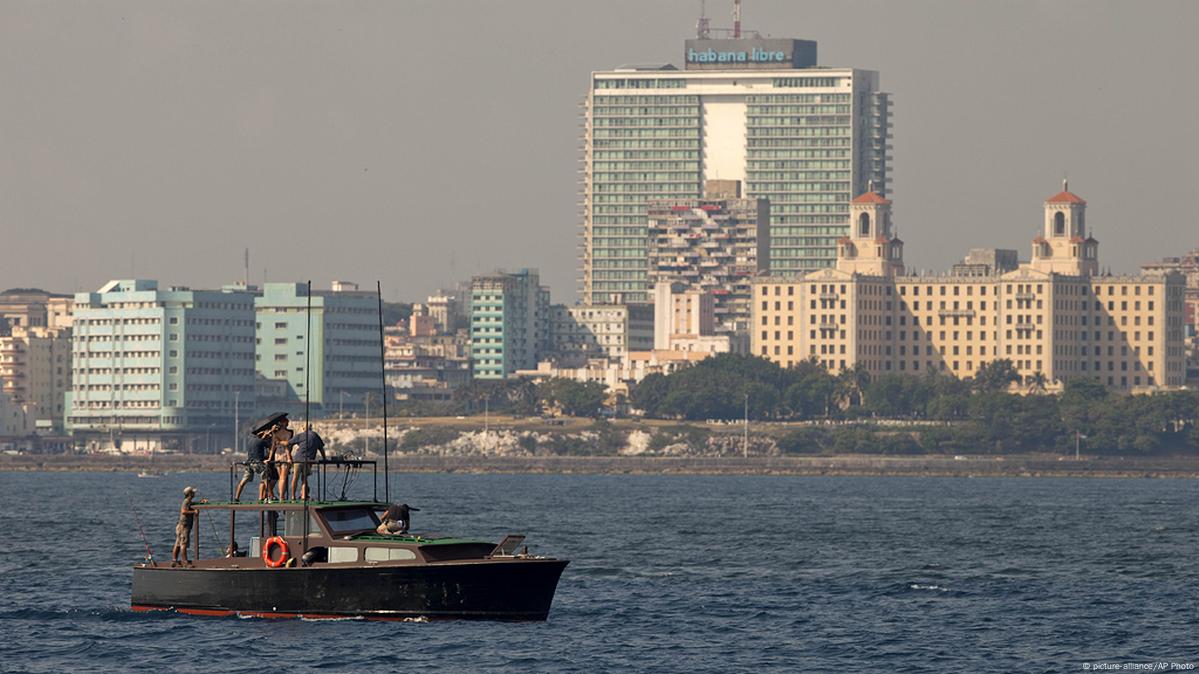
[234,429,274,502]
[376,503,419,535]
[289,424,327,501]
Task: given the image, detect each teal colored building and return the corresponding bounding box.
[469,269,551,379]
[254,282,380,412]
[66,279,256,450]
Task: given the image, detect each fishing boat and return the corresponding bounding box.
[130,461,568,621]
[131,283,568,620]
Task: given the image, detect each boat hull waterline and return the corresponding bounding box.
[131,558,568,621]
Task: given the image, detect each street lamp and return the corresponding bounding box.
[743,393,749,459]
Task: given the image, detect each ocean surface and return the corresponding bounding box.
[1,470,1196,673]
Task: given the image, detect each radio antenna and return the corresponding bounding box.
[733,0,742,39]
[696,0,710,39]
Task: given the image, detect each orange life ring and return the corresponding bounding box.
[263,536,290,568]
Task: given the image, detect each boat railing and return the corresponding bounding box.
[226,457,379,503]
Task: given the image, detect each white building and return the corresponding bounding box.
[550,303,654,366]
[582,36,892,304]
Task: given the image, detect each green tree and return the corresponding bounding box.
[538,378,607,417]
[972,359,1020,393]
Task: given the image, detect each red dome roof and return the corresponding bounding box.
[852,192,892,205]
[1046,191,1086,205]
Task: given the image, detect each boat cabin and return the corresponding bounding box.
[175,500,501,570]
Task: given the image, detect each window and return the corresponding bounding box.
[365,548,417,561]
[322,508,381,535]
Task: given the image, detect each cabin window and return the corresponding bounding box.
[366,548,417,561]
[284,511,323,537]
[328,547,359,563]
[322,508,380,536]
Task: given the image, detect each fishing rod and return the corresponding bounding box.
[128,496,156,565]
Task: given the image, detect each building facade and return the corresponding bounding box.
[581,36,891,304]
[549,303,655,366]
[0,326,71,431]
[647,179,769,334]
[66,280,257,449]
[752,186,1188,392]
[469,269,551,379]
[254,282,380,412]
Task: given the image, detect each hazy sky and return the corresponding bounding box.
[2,0,1197,302]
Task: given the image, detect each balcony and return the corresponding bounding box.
[938,309,976,318]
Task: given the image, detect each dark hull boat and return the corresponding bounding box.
[132,485,568,621]
[132,556,568,620]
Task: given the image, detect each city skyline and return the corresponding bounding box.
[2,0,1198,302]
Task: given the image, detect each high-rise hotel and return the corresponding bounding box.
[581,35,891,304]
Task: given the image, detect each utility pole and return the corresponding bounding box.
[484,398,489,436]
[743,393,749,459]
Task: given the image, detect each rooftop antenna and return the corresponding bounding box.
[733,0,742,39]
[244,249,250,287]
[697,0,710,38]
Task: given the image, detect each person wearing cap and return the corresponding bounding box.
[235,428,275,502]
[376,503,419,535]
[289,423,327,501]
[172,486,206,566]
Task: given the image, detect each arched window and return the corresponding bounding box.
[1054,211,1065,236]
[859,212,871,236]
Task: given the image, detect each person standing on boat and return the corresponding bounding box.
[289,424,327,501]
[235,428,274,502]
[172,486,203,566]
[267,418,294,500]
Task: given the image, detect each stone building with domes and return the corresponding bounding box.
[752,184,1188,392]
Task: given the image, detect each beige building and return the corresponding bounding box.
[0,325,72,430]
[752,184,1188,392]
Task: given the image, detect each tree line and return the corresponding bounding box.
[629,354,1199,455]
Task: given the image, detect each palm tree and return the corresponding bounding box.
[834,364,871,409]
[1026,371,1049,395]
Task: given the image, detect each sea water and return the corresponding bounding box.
[1,471,1196,673]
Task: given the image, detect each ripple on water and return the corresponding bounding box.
[0,472,1196,672]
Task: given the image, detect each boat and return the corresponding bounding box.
[130,460,569,620]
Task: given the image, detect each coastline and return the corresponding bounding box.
[4,453,1199,478]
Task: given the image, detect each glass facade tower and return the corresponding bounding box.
[581,39,891,304]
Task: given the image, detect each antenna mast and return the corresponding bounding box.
[376,281,390,502]
[733,0,742,39]
[696,0,710,39]
[304,280,311,454]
